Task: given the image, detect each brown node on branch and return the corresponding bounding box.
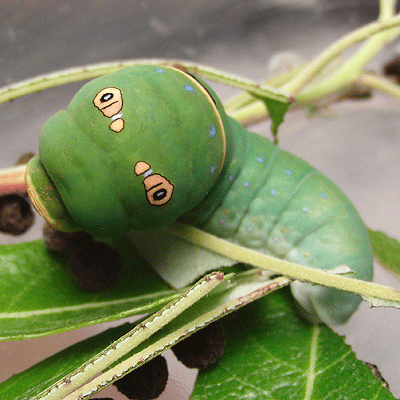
[167,62,189,73]
[383,54,400,83]
[0,152,37,235]
[0,194,35,235]
[15,152,35,166]
[340,82,372,101]
[113,354,169,400]
[171,320,225,370]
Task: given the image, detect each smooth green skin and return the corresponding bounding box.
[182,117,373,325]
[26,65,373,325]
[27,65,228,236]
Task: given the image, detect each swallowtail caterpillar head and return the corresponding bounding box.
[25,65,229,237]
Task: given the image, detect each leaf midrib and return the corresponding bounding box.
[0,289,177,319]
[304,325,319,400]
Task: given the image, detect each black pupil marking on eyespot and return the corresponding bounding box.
[153,189,167,201]
[101,93,113,102]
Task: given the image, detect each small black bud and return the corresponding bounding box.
[0,194,35,235]
[383,54,400,83]
[113,355,168,400]
[171,320,225,370]
[68,241,122,292]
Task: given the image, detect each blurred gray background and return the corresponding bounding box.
[1,1,399,399]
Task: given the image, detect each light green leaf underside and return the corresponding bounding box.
[369,229,400,279]
[191,287,395,400]
[0,270,289,400]
[129,229,236,289]
[0,237,177,340]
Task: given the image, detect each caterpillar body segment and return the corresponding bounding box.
[25,65,374,325]
[183,117,373,324]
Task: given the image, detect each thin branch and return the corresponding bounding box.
[0,59,289,106]
[295,0,400,104]
[358,72,400,101]
[282,12,400,95]
[0,165,27,194]
[166,223,400,308]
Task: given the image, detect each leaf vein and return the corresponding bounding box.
[304,325,319,400]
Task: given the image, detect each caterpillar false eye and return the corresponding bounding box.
[93,87,124,132]
[134,161,174,206]
[25,64,373,325]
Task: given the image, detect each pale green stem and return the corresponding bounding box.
[178,63,290,103]
[229,5,400,127]
[295,0,400,104]
[166,223,400,307]
[0,62,129,104]
[228,101,269,127]
[358,72,400,101]
[281,12,400,95]
[0,59,289,105]
[224,65,304,113]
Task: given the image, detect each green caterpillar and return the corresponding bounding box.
[25,65,373,325]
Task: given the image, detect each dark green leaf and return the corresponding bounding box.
[191,287,395,400]
[0,321,135,400]
[0,271,288,399]
[0,237,177,340]
[369,229,400,278]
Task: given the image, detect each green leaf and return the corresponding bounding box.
[266,97,291,138]
[39,272,226,400]
[0,271,289,399]
[61,272,289,400]
[0,321,134,400]
[369,229,400,278]
[248,93,291,141]
[191,287,395,400]
[0,272,226,400]
[0,237,178,340]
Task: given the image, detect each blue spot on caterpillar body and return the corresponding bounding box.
[25,65,373,325]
